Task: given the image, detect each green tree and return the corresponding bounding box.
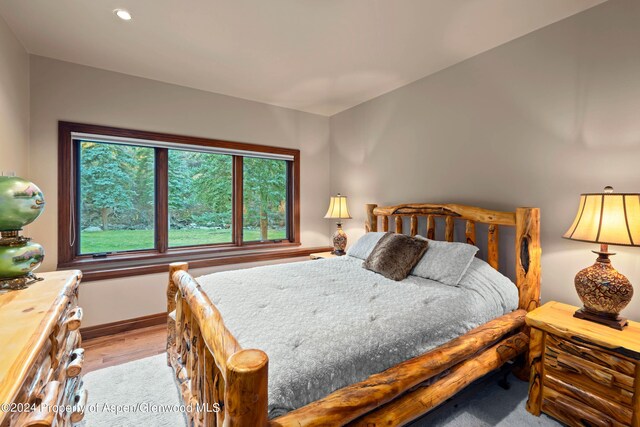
[192,153,233,227]
[168,150,195,227]
[132,148,154,225]
[243,158,286,240]
[80,142,136,230]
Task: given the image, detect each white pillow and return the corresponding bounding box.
[411,238,479,286]
[346,232,386,259]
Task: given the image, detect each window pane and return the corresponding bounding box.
[79,141,155,254]
[243,158,288,242]
[168,150,233,247]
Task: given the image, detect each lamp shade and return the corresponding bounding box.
[324,194,352,219]
[563,187,640,247]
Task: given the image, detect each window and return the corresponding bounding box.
[79,142,155,254]
[243,157,288,242]
[58,122,300,271]
[168,150,233,248]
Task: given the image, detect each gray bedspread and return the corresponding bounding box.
[196,256,518,418]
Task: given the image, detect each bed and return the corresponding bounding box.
[166,203,541,426]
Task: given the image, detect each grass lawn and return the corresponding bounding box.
[80,228,287,254]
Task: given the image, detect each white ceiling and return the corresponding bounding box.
[0,0,605,116]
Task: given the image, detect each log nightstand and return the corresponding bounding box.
[525,301,640,427]
[309,251,338,260]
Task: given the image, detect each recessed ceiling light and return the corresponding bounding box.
[114,9,132,21]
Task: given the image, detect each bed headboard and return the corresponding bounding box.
[365,203,540,312]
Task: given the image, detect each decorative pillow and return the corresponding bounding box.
[411,238,479,286]
[363,233,429,281]
[346,232,386,259]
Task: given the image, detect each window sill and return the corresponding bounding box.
[57,245,333,282]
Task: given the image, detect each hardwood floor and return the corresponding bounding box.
[82,324,167,373]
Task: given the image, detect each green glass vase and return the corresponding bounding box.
[0,176,46,286]
[0,176,45,231]
[0,240,45,279]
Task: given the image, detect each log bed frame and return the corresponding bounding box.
[166,203,541,426]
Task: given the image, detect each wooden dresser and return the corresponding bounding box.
[0,271,85,427]
[526,301,640,427]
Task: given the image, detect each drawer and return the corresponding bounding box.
[542,387,625,427]
[545,349,635,392]
[546,334,636,376]
[543,358,635,407]
[543,374,632,425]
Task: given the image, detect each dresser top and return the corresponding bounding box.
[526,301,640,360]
[0,270,81,410]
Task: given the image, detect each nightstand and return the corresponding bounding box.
[525,301,640,427]
[309,251,338,260]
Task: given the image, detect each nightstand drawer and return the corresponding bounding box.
[542,387,627,427]
[545,349,635,392]
[543,362,635,407]
[544,374,633,424]
[547,334,636,376]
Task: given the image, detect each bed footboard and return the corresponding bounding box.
[167,262,269,427]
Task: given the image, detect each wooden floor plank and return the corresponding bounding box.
[82,324,167,373]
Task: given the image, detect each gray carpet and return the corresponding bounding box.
[80,355,561,426]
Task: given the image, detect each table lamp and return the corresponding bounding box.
[324,194,352,256]
[563,186,639,329]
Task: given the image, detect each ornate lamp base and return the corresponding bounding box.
[573,246,633,330]
[331,223,347,256]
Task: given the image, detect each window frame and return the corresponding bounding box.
[58,121,301,273]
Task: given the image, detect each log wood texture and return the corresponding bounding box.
[167,262,187,366]
[168,262,267,426]
[526,301,640,427]
[487,225,499,270]
[526,328,545,416]
[0,271,84,427]
[226,350,269,427]
[426,215,435,239]
[444,216,454,242]
[365,204,378,233]
[372,204,516,225]
[270,310,526,427]
[515,207,541,312]
[633,364,640,427]
[167,202,542,427]
[410,215,418,237]
[350,332,529,427]
[395,216,403,234]
[542,386,626,427]
[465,220,476,245]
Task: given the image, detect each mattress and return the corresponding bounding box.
[196,255,518,418]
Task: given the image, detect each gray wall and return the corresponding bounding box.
[0,15,29,176]
[29,56,332,326]
[330,0,640,318]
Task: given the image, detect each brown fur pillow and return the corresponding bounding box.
[363,232,429,281]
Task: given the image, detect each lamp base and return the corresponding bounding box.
[573,307,628,330]
[573,246,633,331]
[331,223,347,256]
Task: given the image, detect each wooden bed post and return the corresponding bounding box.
[225,349,269,427]
[515,208,541,312]
[167,262,188,366]
[365,204,378,232]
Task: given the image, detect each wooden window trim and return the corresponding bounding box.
[58,121,302,275]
